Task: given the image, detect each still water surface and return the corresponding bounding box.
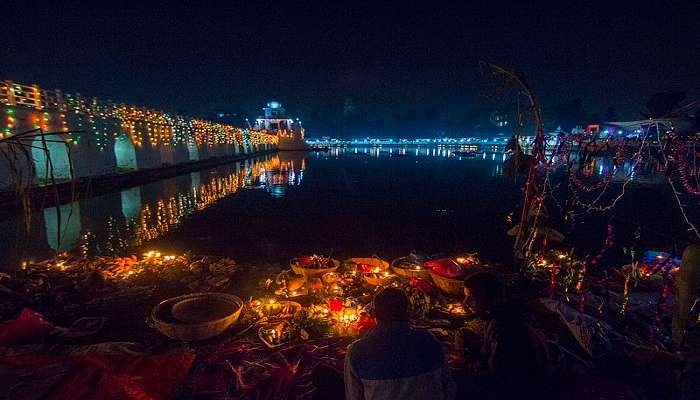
[0,146,688,269]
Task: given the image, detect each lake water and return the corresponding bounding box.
[0,146,693,270]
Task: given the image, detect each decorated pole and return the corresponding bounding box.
[486,64,546,266]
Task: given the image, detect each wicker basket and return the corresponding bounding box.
[347,257,390,272]
[429,270,465,297]
[151,292,243,341]
[290,258,340,278]
[391,257,431,279]
[363,273,392,286]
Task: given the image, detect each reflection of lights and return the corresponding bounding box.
[82,156,280,255]
[267,184,287,198]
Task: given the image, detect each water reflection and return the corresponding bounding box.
[258,152,306,198]
[570,155,665,185]
[0,153,307,265]
[79,154,305,257]
[120,187,142,221]
[318,145,664,184]
[324,145,506,160]
[1,144,671,268]
[44,204,81,251]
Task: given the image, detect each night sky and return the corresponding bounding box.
[3,1,699,136]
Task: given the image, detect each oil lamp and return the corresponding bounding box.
[262,298,282,316]
[340,308,358,324]
[446,303,466,316]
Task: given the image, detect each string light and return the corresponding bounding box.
[0,81,277,149]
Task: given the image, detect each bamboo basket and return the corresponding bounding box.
[290,258,340,278]
[363,273,392,286]
[391,257,431,279]
[429,270,465,297]
[151,292,243,341]
[347,257,390,272]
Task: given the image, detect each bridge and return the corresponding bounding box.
[0,80,278,189]
[304,136,529,151]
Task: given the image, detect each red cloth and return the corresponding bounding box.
[0,350,194,400]
[356,263,373,273]
[0,308,54,345]
[425,259,465,279]
[187,338,351,400]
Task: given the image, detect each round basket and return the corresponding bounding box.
[151,292,243,341]
[290,258,340,278]
[347,257,389,272]
[391,257,431,279]
[429,270,465,297]
[363,273,391,286]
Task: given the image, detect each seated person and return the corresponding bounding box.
[344,287,455,400]
[458,271,551,398]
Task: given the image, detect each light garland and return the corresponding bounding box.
[3,107,14,137]
[0,80,277,150]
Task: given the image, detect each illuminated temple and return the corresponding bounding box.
[252,101,309,151]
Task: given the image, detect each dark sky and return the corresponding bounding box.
[3,1,699,135]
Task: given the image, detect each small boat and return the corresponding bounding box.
[311,146,330,152]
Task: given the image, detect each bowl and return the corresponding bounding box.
[151,292,243,341]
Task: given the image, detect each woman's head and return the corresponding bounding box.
[463,271,504,317]
[372,287,409,322]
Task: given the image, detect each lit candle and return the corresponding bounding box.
[262,299,282,315]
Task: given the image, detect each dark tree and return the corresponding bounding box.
[643,91,686,118]
[604,106,619,121]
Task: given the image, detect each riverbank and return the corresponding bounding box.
[0,248,693,399]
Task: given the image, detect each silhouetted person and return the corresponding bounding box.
[457,271,551,399]
[345,287,455,400]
